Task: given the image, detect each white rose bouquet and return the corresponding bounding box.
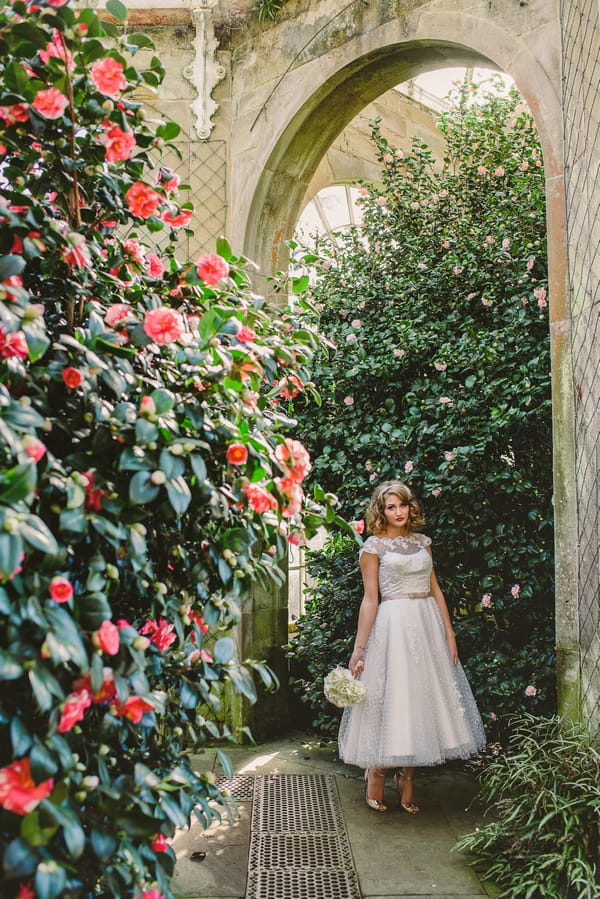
[323,667,367,708]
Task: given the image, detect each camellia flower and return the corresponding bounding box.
[0,757,54,815]
[434,361,447,371]
[274,476,304,517]
[151,833,170,853]
[244,483,278,514]
[481,593,492,608]
[73,669,116,704]
[140,618,176,652]
[404,460,414,473]
[126,182,162,219]
[90,57,127,97]
[22,435,47,463]
[236,325,256,342]
[81,469,108,511]
[511,584,521,598]
[57,689,92,733]
[226,443,248,465]
[16,881,35,899]
[92,619,120,656]
[431,487,442,497]
[352,519,365,534]
[0,327,28,359]
[196,252,229,286]
[141,889,165,899]
[343,396,354,406]
[525,685,537,697]
[49,576,73,603]
[32,86,69,119]
[39,29,75,68]
[143,307,184,345]
[534,286,547,307]
[444,451,455,461]
[351,319,362,328]
[162,208,193,229]
[439,396,453,405]
[145,253,164,279]
[61,232,92,268]
[113,695,154,723]
[275,438,311,482]
[105,304,133,328]
[99,124,136,162]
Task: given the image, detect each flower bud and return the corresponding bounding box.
[150,470,166,485]
[170,443,184,456]
[133,635,151,651]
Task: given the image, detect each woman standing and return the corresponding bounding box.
[338,480,486,813]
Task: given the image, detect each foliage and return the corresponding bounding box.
[0,2,344,897]
[456,715,600,898]
[253,0,287,24]
[286,80,556,739]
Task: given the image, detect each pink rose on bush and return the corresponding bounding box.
[32,87,68,119]
[93,619,120,656]
[126,182,162,219]
[90,57,127,97]
[143,307,184,345]
[57,689,92,733]
[0,757,54,815]
[49,576,73,603]
[196,252,228,286]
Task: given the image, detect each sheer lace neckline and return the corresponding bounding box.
[375,534,421,544]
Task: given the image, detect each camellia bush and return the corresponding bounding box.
[0,1,343,897]
[286,81,556,741]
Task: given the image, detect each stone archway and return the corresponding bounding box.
[228,3,577,724]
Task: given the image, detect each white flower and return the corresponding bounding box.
[324,667,367,708]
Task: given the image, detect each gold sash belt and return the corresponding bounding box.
[381,591,430,601]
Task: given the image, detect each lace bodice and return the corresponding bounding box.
[359,534,432,598]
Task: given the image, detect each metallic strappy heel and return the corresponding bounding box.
[364,767,388,812]
[393,769,420,814]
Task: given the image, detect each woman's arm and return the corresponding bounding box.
[348,551,379,677]
[427,547,459,665]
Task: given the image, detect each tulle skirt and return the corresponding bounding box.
[338,596,486,768]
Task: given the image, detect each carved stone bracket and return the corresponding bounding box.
[183,2,226,141]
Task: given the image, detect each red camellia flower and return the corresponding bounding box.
[141,890,165,899]
[113,695,154,723]
[196,252,229,286]
[90,57,127,97]
[93,619,120,656]
[49,576,73,603]
[126,182,162,219]
[16,881,35,899]
[99,123,136,162]
[73,669,117,704]
[140,618,177,652]
[32,87,69,119]
[143,307,184,345]
[0,757,54,815]
[81,469,108,511]
[226,443,248,465]
[62,367,83,389]
[188,609,209,635]
[151,833,170,853]
[57,689,92,733]
[244,483,278,514]
[236,325,256,343]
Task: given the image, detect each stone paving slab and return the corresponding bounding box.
[171,733,496,899]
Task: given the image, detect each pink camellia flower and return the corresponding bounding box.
[122,238,145,264]
[226,443,248,465]
[113,695,154,723]
[236,325,256,342]
[393,348,405,358]
[352,519,365,534]
[49,576,73,603]
[275,438,311,482]
[519,160,529,171]
[351,319,362,329]
[57,689,92,733]
[511,584,521,598]
[151,833,170,853]
[22,435,47,463]
[62,367,83,389]
[90,57,127,97]
[16,881,36,899]
[126,182,162,219]
[526,257,535,271]
[39,29,75,68]
[444,451,455,462]
[404,460,414,474]
[0,757,54,815]
[434,362,447,371]
[140,618,176,652]
[143,307,184,345]
[162,208,193,229]
[105,304,133,328]
[61,233,92,268]
[431,487,442,497]
[275,476,304,518]
[196,253,229,286]
[502,237,511,248]
[244,483,278,514]
[525,685,537,697]
[141,890,165,899]
[439,396,453,405]
[481,594,492,608]
[158,168,180,192]
[481,297,493,307]
[32,87,69,119]
[493,166,505,177]
[93,619,120,656]
[288,529,307,546]
[409,201,419,210]
[534,286,547,308]
[477,165,487,175]
[145,253,164,279]
[139,395,156,416]
[490,712,498,721]
[383,153,393,164]
[99,124,136,162]
[376,196,386,206]
[0,327,28,359]
[343,396,354,406]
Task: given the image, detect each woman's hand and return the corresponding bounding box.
[349,648,365,678]
[446,632,459,665]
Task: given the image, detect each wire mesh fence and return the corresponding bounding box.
[560,0,600,725]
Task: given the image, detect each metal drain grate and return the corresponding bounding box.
[215,773,255,802]
[245,774,361,899]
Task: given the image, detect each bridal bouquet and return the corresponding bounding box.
[323,667,367,708]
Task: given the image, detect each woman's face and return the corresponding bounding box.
[382,493,410,533]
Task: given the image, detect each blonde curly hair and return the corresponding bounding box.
[365,480,425,536]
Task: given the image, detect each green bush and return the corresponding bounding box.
[287,80,556,739]
[456,715,600,898]
[0,2,341,897]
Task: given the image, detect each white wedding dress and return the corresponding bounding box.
[338,534,486,768]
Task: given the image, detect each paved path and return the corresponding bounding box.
[171,734,497,899]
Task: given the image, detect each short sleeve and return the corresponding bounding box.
[358,536,380,558]
[415,533,432,548]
